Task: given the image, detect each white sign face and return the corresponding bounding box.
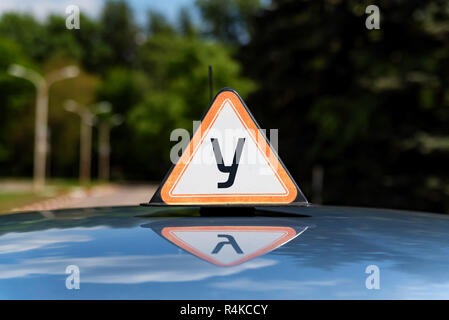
[172,100,286,196]
[159,89,302,205]
[162,226,306,266]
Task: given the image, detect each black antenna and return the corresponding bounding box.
[208,65,213,102]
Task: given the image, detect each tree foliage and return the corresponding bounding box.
[241,0,449,212]
[196,0,262,44]
[0,0,254,181]
[1,0,448,213]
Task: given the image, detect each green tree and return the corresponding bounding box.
[44,15,82,61]
[178,7,196,37]
[195,0,262,44]
[96,68,149,179]
[43,56,99,177]
[99,0,139,69]
[0,36,34,174]
[242,0,449,212]
[127,31,255,178]
[0,13,48,62]
[0,3,255,184]
[72,13,109,73]
[147,11,175,36]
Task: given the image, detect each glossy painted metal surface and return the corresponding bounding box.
[0,205,448,299]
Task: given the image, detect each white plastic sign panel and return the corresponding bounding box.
[153,88,307,205]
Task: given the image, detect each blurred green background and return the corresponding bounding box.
[0,0,448,213]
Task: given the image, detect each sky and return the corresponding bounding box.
[0,0,197,25]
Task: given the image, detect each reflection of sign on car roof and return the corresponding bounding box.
[162,226,304,266]
[144,217,310,266]
[148,88,308,206]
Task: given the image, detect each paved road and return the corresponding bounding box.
[14,184,157,212]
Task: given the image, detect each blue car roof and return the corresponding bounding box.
[0,205,448,299]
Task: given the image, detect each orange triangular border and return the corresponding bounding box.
[150,88,307,205]
[161,226,299,266]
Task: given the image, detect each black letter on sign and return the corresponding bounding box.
[211,234,243,254]
[211,138,245,188]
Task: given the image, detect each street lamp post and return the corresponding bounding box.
[64,100,95,185]
[95,102,123,181]
[8,64,79,190]
[98,121,110,181]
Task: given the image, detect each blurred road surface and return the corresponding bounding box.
[13,184,157,212]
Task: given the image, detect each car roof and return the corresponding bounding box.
[0,205,448,299]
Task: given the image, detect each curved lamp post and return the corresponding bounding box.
[95,102,123,181]
[64,100,95,185]
[8,64,79,190]
[64,100,122,184]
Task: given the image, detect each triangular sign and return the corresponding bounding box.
[150,88,307,205]
[162,226,306,266]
